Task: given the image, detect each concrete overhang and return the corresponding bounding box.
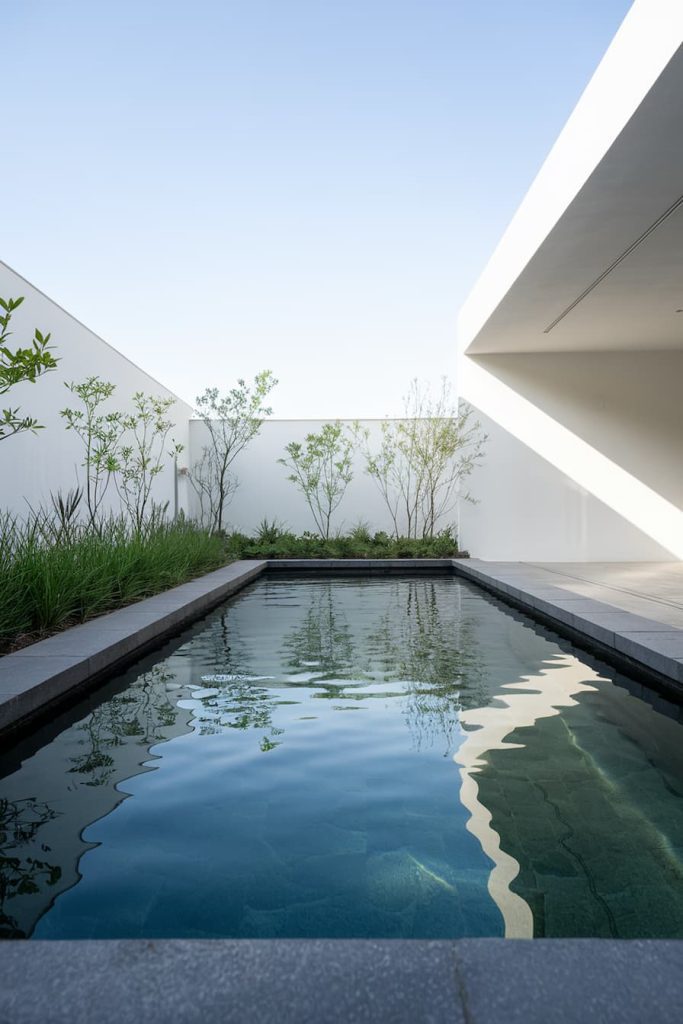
[458,0,683,357]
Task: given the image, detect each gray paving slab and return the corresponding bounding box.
[528,561,683,621]
[454,939,683,1024]
[0,939,463,1024]
[0,655,91,731]
[2,938,683,1023]
[0,654,89,696]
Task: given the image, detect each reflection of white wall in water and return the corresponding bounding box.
[0,260,193,518]
[455,655,604,938]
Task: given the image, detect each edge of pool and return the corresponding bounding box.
[2,556,683,738]
[3,561,683,1022]
[1,936,683,1023]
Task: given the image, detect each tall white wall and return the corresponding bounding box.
[187,419,458,538]
[459,352,683,561]
[0,261,193,519]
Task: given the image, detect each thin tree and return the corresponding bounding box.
[61,378,123,530]
[191,371,277,532]
[116,392,183,533]
[279,421,354,539]
[356,379,487,539]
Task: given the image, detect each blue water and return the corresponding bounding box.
[2,574,683,940]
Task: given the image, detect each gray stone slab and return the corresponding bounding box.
[454,939,683,1024]
[0,655,92,731]
[0,654,88,696]
[520,586,589,600]
[614,630,683,668]
[0,939,464,1024]
[6,626,163,676]
[2,938,683,1023]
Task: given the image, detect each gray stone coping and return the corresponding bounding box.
[1,938,682,1023]
[3,555,683,738]
[453,559,683,696]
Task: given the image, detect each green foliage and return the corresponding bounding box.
[0,296,58,443]
[117,392,183,533]
[0,511,224,654]
[192,370,277,532]
[223,524,462,561]
[278,421,354,539]
[61,377,182,533]
[61,377,122,528]
[355,378,487,539]
[254,517,288,544]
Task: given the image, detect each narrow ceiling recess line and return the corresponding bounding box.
[543,191,683,334]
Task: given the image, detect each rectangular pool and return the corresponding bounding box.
[1,573,682,940]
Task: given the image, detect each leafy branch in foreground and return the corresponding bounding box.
[278,422,354,539]
[0,296,58,442]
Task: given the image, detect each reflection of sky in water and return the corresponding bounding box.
[1,574,682,940]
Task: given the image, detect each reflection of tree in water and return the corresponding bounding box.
[0,797,61,938]
[366,580,487,755]
[68,665,179,786]
[276,578,488,755]
[282,584,355,679]
[181,609,283,748]
[175,579,488,758]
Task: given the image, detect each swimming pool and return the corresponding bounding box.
[2,573,682,940]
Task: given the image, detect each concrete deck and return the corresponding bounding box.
[525,562,683,627]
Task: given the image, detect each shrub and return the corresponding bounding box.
[0,510,224,654]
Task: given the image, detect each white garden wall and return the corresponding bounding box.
[186,419,450,538]
[0,261,464,540]
[0,261,193,519]
[458,352,683,561]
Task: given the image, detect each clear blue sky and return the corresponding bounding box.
[4,0,633,417]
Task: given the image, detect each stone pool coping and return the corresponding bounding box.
[2,556,683,736]
[1,937,682,1023]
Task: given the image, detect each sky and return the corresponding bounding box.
[4,0,634,417]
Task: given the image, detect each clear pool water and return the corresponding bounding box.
[2,574,683,941]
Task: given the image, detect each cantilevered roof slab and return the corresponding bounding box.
[459,0,683,356]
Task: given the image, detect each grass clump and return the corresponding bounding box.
[224,521,464,561]
[0,512,225,654]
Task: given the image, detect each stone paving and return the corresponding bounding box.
[2,937,683,1023]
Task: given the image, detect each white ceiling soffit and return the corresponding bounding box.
[458,0,683,356]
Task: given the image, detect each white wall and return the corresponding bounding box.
[0,261,462,541]
[0,261,193,519]
[459,352,683,561]
[186,419,429,537]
